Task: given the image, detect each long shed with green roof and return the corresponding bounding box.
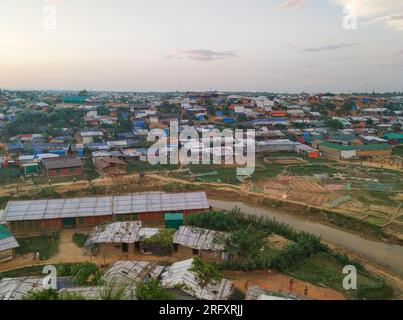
[384,133,403,144]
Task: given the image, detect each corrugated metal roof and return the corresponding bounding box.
[2,192,209,222]
[0,277,43,300]
[246,285,299,300]
[85,221,142,245]
[0,236,19,251]
[42,156,83,170]
[173,226,228,251]
[58,286,103,300]
[161,258,233,300]
[103,260,164,286]
[85,222,160,246]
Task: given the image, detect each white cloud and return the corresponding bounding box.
[166,49,237,61]
[280,0,310,9]
[334,0,403,30]
[303,42,358,52]
[375,14,403,31]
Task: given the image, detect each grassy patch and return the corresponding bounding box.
[365,216,388,226]
[15,233,60,260]
[251,164,285,180]
[356,190,396,207]
[127,161,179,174]
[0,196,11,209]
[286,164,339,176]
[392,146,403,157]
[287,253,394,300]
[0,167,22,185]
[0,265,45,278]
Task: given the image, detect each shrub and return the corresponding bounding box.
[23,289,86,300]
[100,282,130,300]
[70,263,104,286]
[142,229,175,248]
[230,287,245,300]
[56,262,103,286]
[226,227,267,261]
[186,210,240,231]
[190,257,222,288]
[34,188,61,199]
[16,233,60,260]
[136,278,176,300]
[72,233,88,248]
[354,282,395,300]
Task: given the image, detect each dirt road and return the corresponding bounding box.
[223,270,346,300]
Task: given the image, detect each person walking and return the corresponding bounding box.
[289,278,294,294]
[304,285,308,297]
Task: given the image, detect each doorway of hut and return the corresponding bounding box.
[122,243,128,253]
[62,217,77,229]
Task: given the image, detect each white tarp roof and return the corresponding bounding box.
[2,192,209,222]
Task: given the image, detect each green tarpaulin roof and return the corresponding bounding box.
[384,133,403,140]
[62,96,87,103]
[0,225,12,239]
[164,213,183,220]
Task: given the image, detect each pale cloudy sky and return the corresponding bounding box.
[0,0,402,92]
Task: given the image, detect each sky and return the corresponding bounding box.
[0,0,402,93]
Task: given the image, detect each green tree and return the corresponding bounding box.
[342,101,355,112]
[157,102,180,114]
[78,89,89,96]
[70,262,104,286]
[100,282,130,300]
[97,106,110,115]
[189,257,222,288]
[142,228,175,249]
[185,210,239,232]
[227,226,267,260]
[135,278,176,300]
[325,119,344,129]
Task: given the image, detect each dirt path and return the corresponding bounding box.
[223,270,346,300]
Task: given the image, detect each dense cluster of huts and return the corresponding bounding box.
[0,257,234,300]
